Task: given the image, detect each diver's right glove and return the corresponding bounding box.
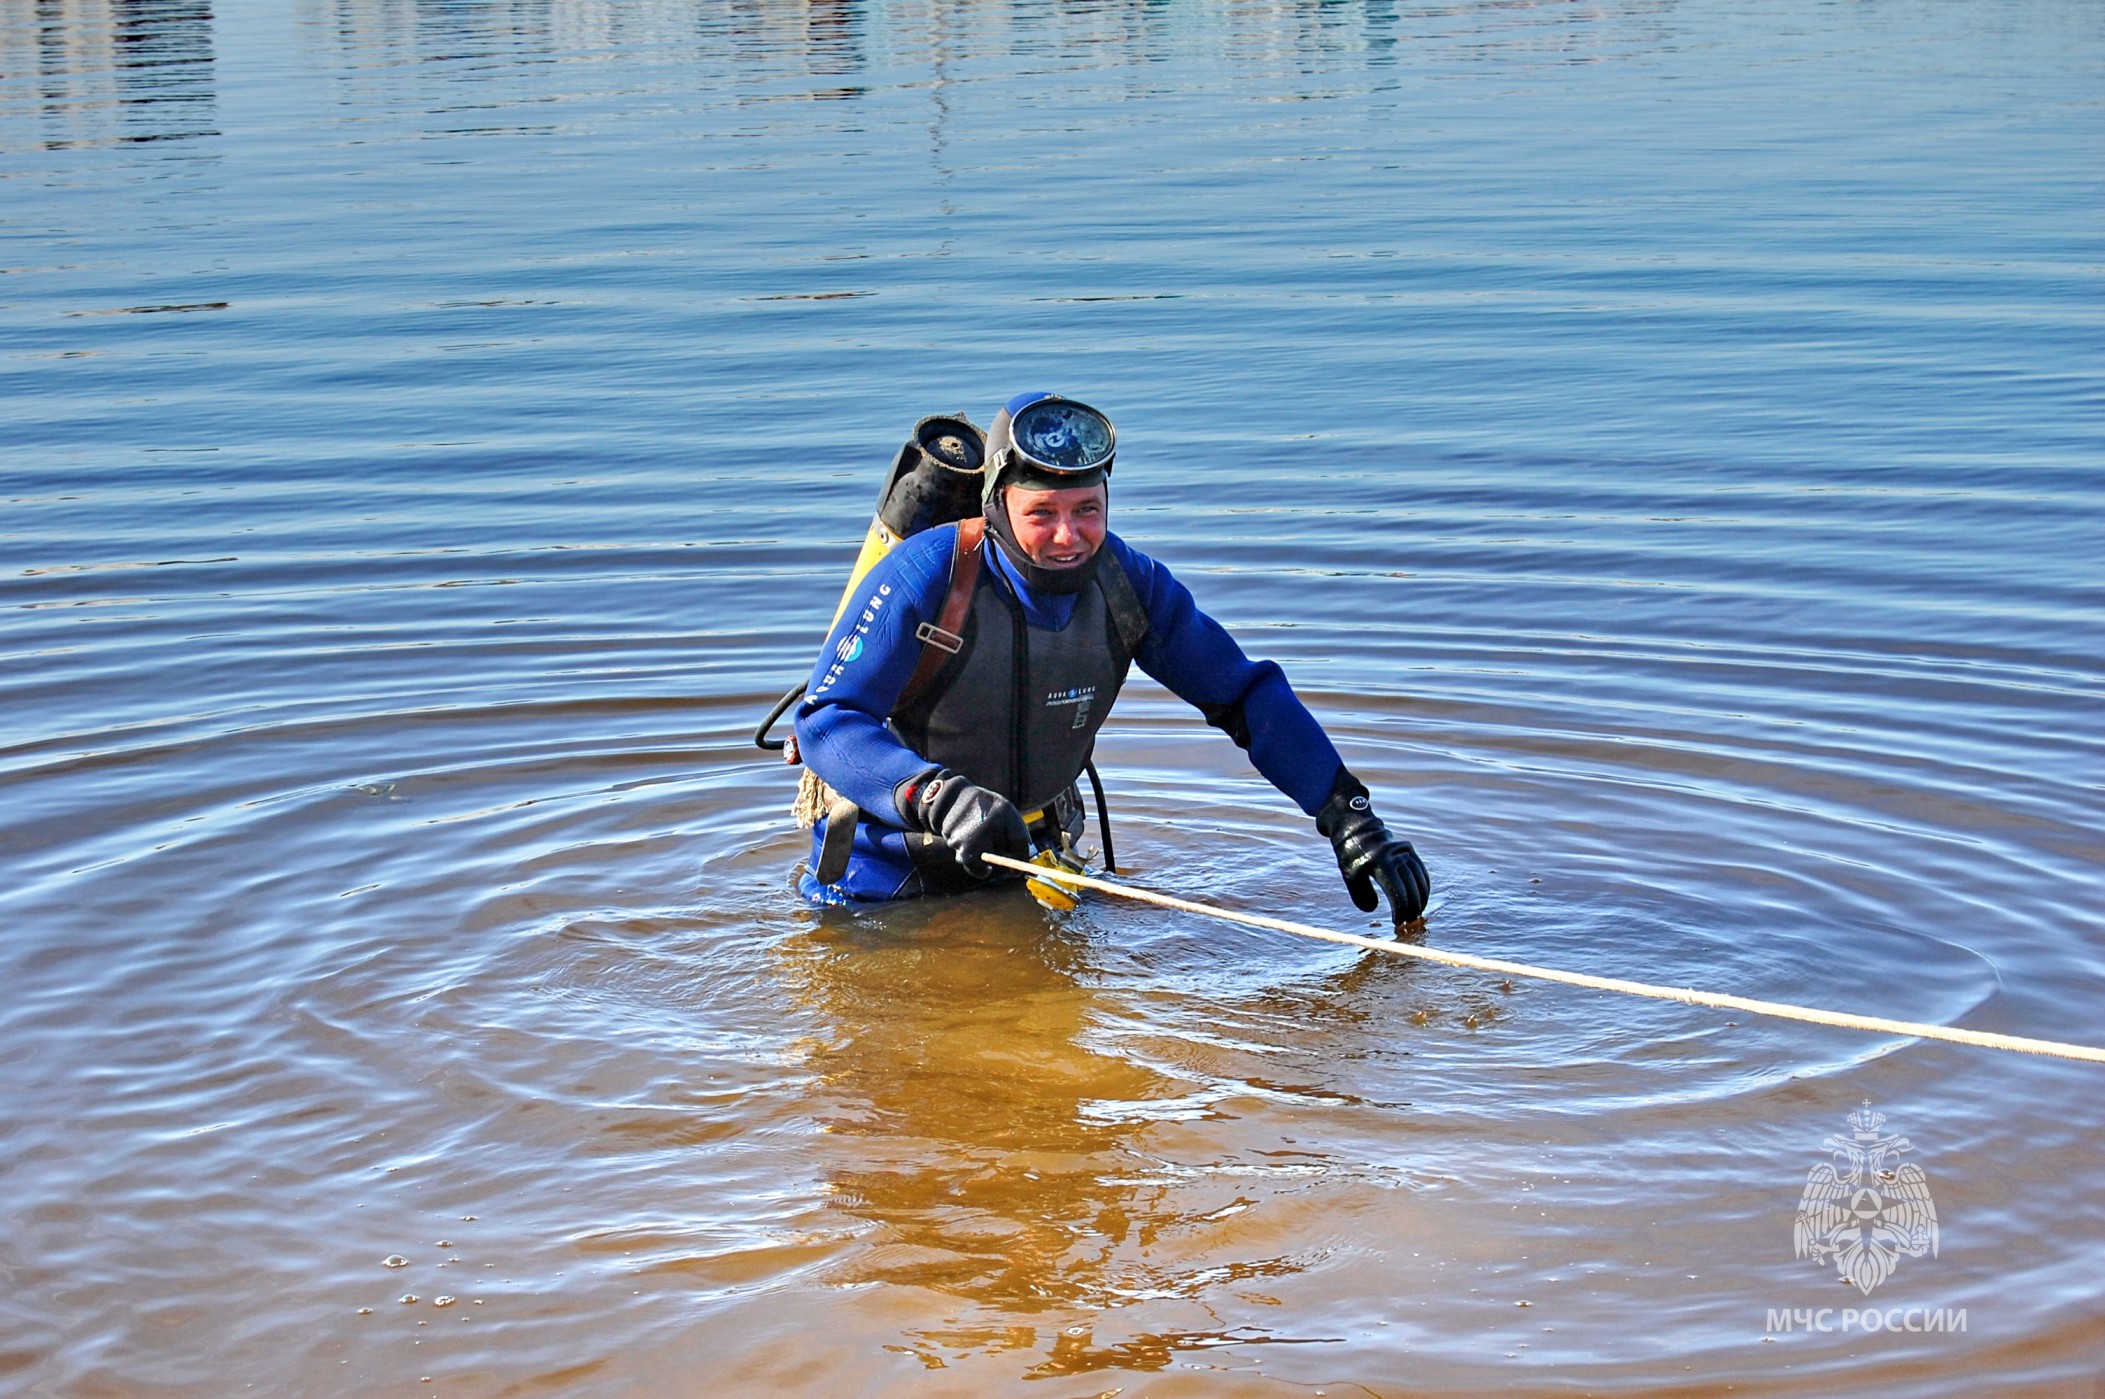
[896,768,1032,879]
[1316,768,1431,927]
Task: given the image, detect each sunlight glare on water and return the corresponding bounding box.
[1,0,2101,1394]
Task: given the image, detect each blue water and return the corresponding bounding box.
[3,2,2101,1394]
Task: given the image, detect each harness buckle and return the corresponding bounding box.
[914,621,965,654]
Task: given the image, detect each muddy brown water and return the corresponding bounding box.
[2,1,2101,1394]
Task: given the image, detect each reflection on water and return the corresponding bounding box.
[277,0,1686,105]
[772,888,1445,1377]
[780,893,1291,1316]
[3,0,216,149]
[301,0,866,97]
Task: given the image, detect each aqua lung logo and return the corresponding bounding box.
[1045,684,1097,731]
[1794,1102,1939,1296]
[811,583,891,699]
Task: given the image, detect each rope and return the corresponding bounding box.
[980,854,2105,1065]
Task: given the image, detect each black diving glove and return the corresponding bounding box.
[896,768,1032,879]
[1315,768,1431,927]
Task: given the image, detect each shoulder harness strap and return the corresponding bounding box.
[897,517,985,711]
[1095,548,1150,662]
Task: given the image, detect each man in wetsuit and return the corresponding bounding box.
[792,392,1430,929]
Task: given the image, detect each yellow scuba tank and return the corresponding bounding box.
[754,413,986,755]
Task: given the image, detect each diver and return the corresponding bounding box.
[788,392,1431,930]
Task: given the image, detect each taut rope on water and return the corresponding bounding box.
[980,854,2105,1065]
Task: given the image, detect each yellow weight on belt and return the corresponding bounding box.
[1025,847,1085,912]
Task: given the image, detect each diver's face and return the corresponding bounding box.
[1004,484,1107,570]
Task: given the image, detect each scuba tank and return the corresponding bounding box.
[753,413,987,754]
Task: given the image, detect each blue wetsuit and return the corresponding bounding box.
[794,524,1344,902]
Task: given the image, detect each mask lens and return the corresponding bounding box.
[1013,400,1113,472]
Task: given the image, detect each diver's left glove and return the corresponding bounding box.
[1316,767,1431,927]
[897,768,1032,879]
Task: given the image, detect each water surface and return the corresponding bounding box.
[2,0,2101,1394]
